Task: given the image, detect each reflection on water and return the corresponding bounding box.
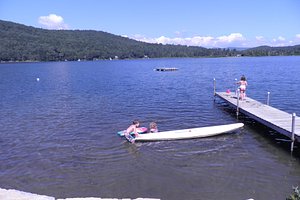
[0,57,300,199]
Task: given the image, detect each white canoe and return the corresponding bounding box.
[135,123,244,142]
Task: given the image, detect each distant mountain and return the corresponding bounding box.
[0,20,300,62]
[242,45,300,56]
[0,20,214,62]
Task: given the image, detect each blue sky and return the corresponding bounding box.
[1,0,300,48]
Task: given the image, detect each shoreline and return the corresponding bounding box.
[1,55,299,64]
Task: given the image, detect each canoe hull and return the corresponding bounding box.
[135,123,244,141]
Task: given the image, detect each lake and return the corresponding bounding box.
[0,56,300,200]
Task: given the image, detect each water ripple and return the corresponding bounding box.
[1,57,300,199]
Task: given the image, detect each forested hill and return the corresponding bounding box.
[242,45,300,56]
[1,20,300,62]
[0,20,214,61]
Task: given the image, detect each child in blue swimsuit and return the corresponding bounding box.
[125,120,140,143]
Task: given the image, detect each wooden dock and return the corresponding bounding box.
[215,92,300,150]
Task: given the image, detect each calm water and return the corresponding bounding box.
[0,56,300,200]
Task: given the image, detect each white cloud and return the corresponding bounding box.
[255,36,264,41]
[132,33,245,48]
[38,14,69,30]
[190,36,214,46]
[272,36,286,43]
[157,36,170,44]
[217,33,245,43]
[130,33,300,48]
[278,36,286,41]
[270,36,288,46]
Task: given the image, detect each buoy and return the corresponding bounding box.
[36,78,40,81]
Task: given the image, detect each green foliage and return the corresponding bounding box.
[242,45,300,56]
[0,20,300,62]
[287,186,300,200]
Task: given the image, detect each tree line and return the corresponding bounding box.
[0,20,300,62]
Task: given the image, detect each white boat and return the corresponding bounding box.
[135,123,244,142]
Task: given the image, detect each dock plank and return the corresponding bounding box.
[215,92,299,143]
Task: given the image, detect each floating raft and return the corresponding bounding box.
[215,92,300,146]
[154,67,178,71]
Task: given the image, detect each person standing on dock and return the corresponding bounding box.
[237,75,248,100]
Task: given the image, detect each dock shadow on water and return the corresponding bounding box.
[0,57,300,199]
[215,100,300,157]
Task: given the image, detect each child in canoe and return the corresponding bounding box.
[149,122,158,133]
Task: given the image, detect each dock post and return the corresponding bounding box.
[236,92,240,117]
[213,78,216,100]
[213,78,216,96]
[291,113,296,153]
[267,92,270,105]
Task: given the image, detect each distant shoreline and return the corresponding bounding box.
[1,55,300,64]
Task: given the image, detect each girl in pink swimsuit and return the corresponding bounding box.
[237,75,248,100]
